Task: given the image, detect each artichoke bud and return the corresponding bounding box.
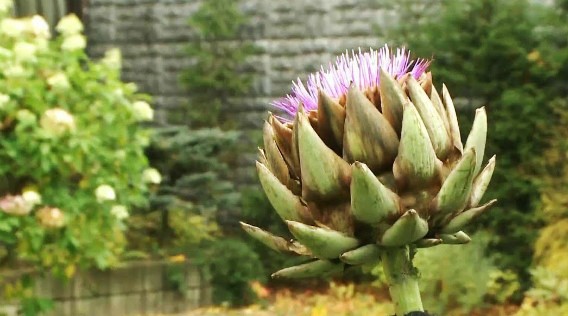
[297,107,351,201]
[380,209,429,247]
[340,244,382,265]
[343,85,399,172]
[317,90,345,149]
[394,102,439,189]
[442,84,464,153]
[379,68,406,135]
[244,47,497,279]
[441,199,497,234]
[286,220,359,259]
[440,231,471,244]
[407,76,452,159]
[464,107,488,175]
[271,260,343,279]
[351,161,400,225]
[256,161,309,222]
[470,155,496,207]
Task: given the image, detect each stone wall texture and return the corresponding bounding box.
[0,260,209,316]
[85,0,399,183]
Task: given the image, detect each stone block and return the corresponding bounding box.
[141,262,165,292]
[141,291,162,314]
[73,296,110,316]
[108,264,144,295]
[34,275,74,300]
[76,269,111,297]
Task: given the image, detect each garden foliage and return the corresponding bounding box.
[133,0,264,306]
[0,8,154,278]
[381,0,568,289]
[369,233,518,315]
[179,0,256,127]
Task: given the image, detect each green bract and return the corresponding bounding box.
[242,68,496,278]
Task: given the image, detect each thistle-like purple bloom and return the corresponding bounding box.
[272,45,430,121]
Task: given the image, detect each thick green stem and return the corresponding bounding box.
[381,245,424,316]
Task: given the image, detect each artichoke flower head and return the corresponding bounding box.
[241,45,496,279]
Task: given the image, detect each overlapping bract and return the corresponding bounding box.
[242,65,496,279]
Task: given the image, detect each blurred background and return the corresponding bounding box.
[0,0,566,315]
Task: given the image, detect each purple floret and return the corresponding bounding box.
[272,45,430,121]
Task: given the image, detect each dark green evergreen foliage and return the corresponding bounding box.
[147,126,241,218]
[132,0,258,261]
[382,0,568,289]
[150,0,268,306]
[193,238,266,306]
[180,0,257,126]
[128,126,235,255]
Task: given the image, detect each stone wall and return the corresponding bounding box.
[85,0,398,182]
[0,260,209,316]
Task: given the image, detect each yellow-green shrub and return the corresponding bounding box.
[523,98,568,314]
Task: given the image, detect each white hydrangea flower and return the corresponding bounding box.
[40,108,75,135]
[0,195,33,216]
[1,18,25,38]
[0,0,13,14]
[34,38,49,51]
[36,207,65,228]
[102,48,121,69]
[132,101,154,121]
[136,134,150,147]
[95,184,116,202]
[22,190,42,206]
[0,93,10,108]
[55,14,83,35]
[113,88,124,98]
[142,168,162,184]
[13,42,37,62]
[110,205,129,220]
[125,82,138,92]
[16,109,36,123]
[3,64,27,78]
[0,46,12,58]
[61,34,86,51]
[47,72,70,90]
[29,15,50,38]
[115,150,126,160]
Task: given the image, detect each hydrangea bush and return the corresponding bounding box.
[0,6,156,276]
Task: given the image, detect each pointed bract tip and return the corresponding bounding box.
[240,221,256,234]
[353,161,365,169]
[255,160,266,170]
[285,220,297,228]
